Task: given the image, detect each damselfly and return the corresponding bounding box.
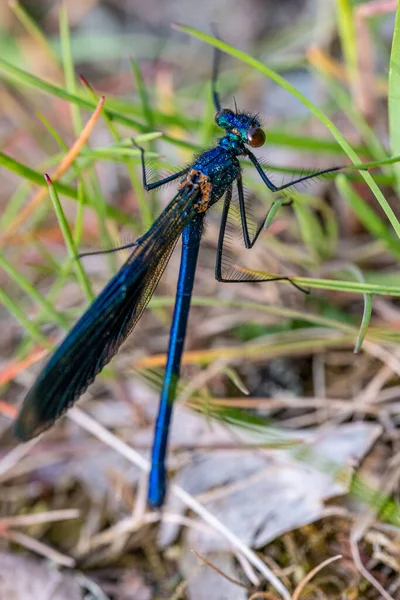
[14,46,343,507]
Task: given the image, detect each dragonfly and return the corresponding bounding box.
[13,46,343,508]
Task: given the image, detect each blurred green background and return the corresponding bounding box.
[1,1,400,599]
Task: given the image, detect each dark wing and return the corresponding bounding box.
[14,188,199,441]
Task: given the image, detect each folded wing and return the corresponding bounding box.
[14,189,198,440]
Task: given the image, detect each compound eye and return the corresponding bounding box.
[215,108,234,125]
[247,126,266,148]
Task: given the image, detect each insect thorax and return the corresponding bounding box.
[185,147,240,211]
[178,169,212,213]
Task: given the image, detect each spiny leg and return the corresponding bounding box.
[132,139,188,191]
[215,185,232,281]
[237,171,264,249]
[215,182,308,293]
[241,148,343,236]
[78,238,147,259]
[245,148,343,193]
[237,174,294,246]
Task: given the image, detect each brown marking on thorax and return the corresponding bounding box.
[178,169,212,213]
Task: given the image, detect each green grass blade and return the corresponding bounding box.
[0,58,195,152]
[264,197,287,229]
[266,129,369,155]
[335,0,357,83]
[45,174,94,301]
[0,151,134,226]
[73,180,85,247]
[345,264,372,354]
[0,182,31,230]
[293,199,326,261]
[36,110,69,151]
[351,155,400,170]
[130,57,155,130]
[0,57,143,127]
[0,151,77,198]
[59,2,82,133]
[0,253,68,328]
[388,1,400,194]
[336,174,400,259]
[0,288,51,347]
[9,0,59,64]
[313,70,391,171]
[291,276,400,296]
[354,294,372,354]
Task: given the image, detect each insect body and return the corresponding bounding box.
[14,49,341,507]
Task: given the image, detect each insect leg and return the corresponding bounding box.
[132,139,188,191]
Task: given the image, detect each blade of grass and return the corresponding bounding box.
[45,174,94,301]
[291,276,400,296]
[36,110,69,151]
[129,58,158,223]
[388,1,400,195]
[59,2,82,133]
[0,58,197,152]
[230,265,400,296]
[0,288,52,347]
[354,294,372,354]
[351,155,400,170]
[0,95,105,245]
[0,253,68,328]
[336,174,400,258]
[130,57,155,130]
[0,57,377,159]
[9,0,60,67]
[73,180,85,247]
[264,197,287,229]
[293,199,327,261]
[0,152,77,198]
[80,74,154,229]
[0,347,48,386]
[0,182,31,230]
[308,47,391,174]
[345,264,373,354]
[335,0,357,86]
[135,329,356,369]
[0,152,133,228]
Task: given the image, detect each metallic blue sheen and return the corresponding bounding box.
[13,61,341,507]
[148,214,203,507]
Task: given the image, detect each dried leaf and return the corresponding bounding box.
[159,422,382,550]
[0,551,82,600]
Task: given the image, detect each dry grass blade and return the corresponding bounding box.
[85,513,212,552]
[0,95,105,244]
[248,592,281,599]
[191,549,248,589]
[0,434,40,477]
[0,509,80,529]
[0,347,48,386]
[3,529,75,567]
[291,554,342,600]
[0,400,18,420]
[350,537,395,600]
